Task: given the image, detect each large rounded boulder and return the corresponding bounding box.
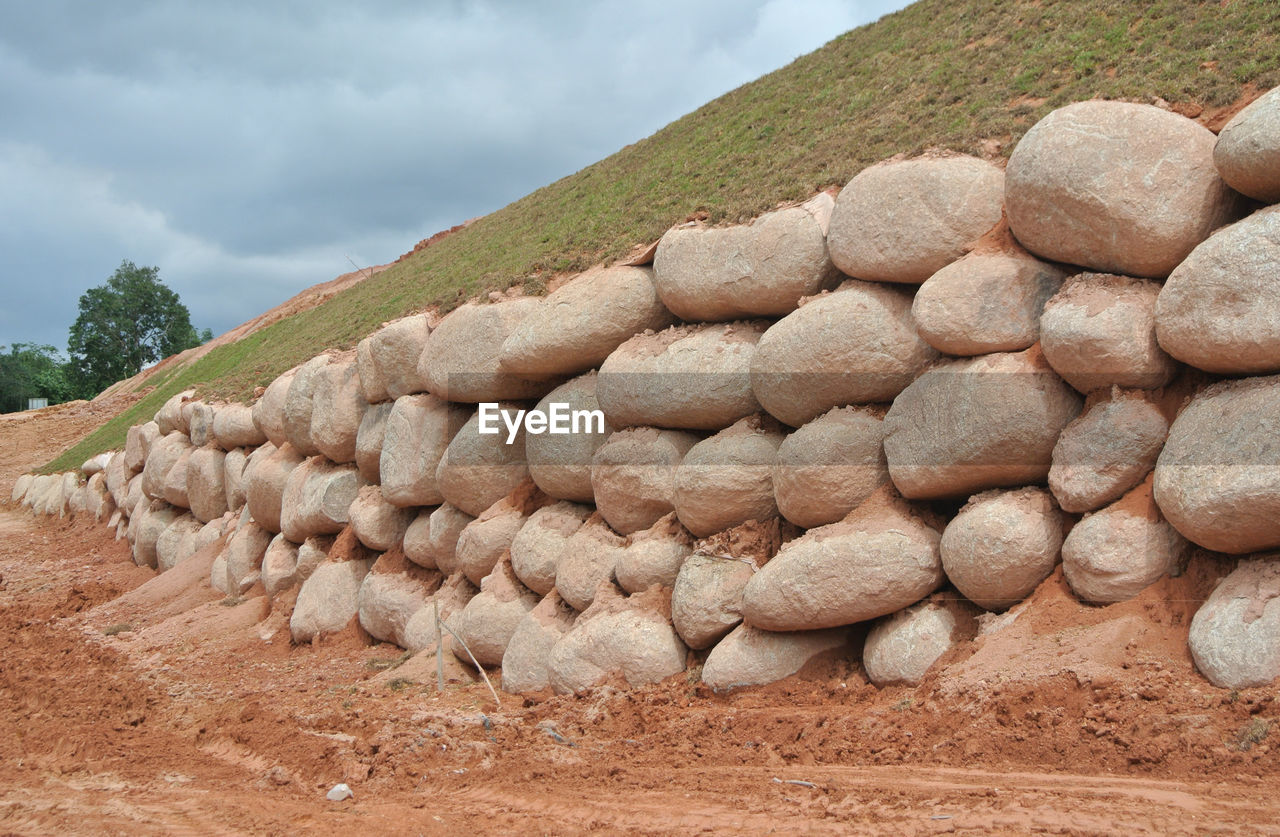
[1188,558,1280,689]
[672,416,783,538]
[826,155,1004,284]
[653,194,840,320]
[1039,273,1178,394]
[741,490,943,631]
[773,406,888,529]
[702,624,850,693]
[434,406,529,517]
[1005,101,1238,278]
[1062,477,1188,603]
[590,427,701,534]
[749,280,938,427]
[525,372,615,504]
[1213,85,1280,203]
[500,265,674,376]
[1153,376,1280,553]
[940,487,1066,611]
[1049,389,1169,514]
[356,313,431,403]
[883,347,1083,499]
[596,322,766,431]
[1156,207,1280,375]
[419,298,553,403]
[380,394,469,508]
[913,249,1067,356]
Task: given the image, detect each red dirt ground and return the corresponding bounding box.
[2,416,1279,834]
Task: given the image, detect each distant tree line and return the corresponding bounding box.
[0,260,213,413]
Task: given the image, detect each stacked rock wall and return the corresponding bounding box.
[15,89,1280,694]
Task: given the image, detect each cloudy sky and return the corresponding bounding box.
[0,0,909,352]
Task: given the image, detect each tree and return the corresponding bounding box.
[0,343,73,413]
[67,260,202,397]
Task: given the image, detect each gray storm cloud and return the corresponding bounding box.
[0,0,907,350]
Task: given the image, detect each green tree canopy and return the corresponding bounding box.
[0,343,73,413]
[67,260,201,397]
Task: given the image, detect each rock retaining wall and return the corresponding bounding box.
[16,93,1280,694]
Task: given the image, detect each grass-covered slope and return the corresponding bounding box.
[44,0,1280,472]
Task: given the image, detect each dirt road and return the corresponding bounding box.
[0,506,1277,835]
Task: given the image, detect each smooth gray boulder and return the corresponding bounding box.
[1049,389,1169,513]
[913,249,1067,356]
[652,194,840,320]
[702,624,850,692]
[419,298,553,403]
[590,427,700,535]
[883,348,1082,499]
[750,280,937,427]
[1005,100,1238,278]
[827,155,1004,284]
[1214,85,1280,203]
[1040,273,1178,394]
[1153,375,1280,554]
[381,394,470,507]
[1062,478,1188,603]
[500,265,675,376]
[1189,558,1280,689]
[743,490,942,630]
[940,487,1066,611]
[773,406,888,529]
[673,416,783,538]
[526,372,614,504]
[1156,207,1280,376]
[596,322,767,431]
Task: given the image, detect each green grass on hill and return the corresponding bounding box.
[42,0,1280,473]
